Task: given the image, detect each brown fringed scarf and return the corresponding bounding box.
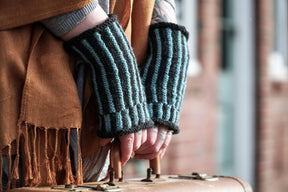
[0,23,83,190]
[0,0,155,191]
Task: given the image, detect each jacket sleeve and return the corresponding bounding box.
[0,0,93,30]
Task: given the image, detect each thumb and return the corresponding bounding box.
[119,134,134,166]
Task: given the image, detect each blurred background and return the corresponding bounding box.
[124,0,288,192]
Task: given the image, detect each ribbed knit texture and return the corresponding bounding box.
[64,15,154,138]
[41,0,98,37]
[140,22,189,134]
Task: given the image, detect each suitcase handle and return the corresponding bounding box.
[111,139,161,180]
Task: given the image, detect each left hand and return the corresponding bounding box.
[134,126,172,160]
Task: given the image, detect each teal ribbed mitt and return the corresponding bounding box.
[140,22,190,134]
[64,15,154,138]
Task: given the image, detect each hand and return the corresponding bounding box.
[134,126,172,160]
[118,130,149,166]
[99,130,148,166]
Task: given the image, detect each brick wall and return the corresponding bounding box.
[255,0,288,192]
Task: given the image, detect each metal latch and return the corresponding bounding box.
[177,172,219,181]
[51,183,122,191]
[51,170,123,191]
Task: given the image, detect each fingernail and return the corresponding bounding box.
[131,152,135,158]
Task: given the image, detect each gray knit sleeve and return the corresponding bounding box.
[41,0,98,37]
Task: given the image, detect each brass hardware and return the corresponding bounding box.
[177,172,219,181]
[141,168,153,182]
[80,184,121,191]
[119,170,124,182]
[95,184,122,191]
[51,185,90,191]
[65,184,75,189]
[155,174,160,179]
[52,184,122,191]
[105,170,116,186]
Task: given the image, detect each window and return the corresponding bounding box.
[268,0,288,82]
[175,0,201,76]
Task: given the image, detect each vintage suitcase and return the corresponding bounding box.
[10,145,253,192]
[10,171,253,192]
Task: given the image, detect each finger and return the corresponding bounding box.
[153,127,168,152]
[159,148,167,159]
[136,127,158,153]
[133,130,142,152]
[159,132,172,158]
[134,152,159,160]
[146,127,158,145]
[99,138,113,146]
[119,134,134,166]
[141,129,147,144]
[135,129,172,160]
[136,127,166,154]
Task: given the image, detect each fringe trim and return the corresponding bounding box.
[23,124,32,186]
[1,123,83,190]
[51,129,58,185]
[11,129,20,189]
[65,128,75,184]
[0,151,2,192]
[76,128,83,185]
[7,145,12,192]
[31,126,41,186]
[44,129,54,185]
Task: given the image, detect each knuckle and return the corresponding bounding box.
[151,146,159,153]
[134,142,141,150]
[145,138,155,146]
[126,136,134,143]
[162,143,168,149]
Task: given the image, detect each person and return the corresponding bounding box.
[0,0,189,191]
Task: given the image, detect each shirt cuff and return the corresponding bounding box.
[41,0,98,37]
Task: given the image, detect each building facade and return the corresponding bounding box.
[125,1,288,192]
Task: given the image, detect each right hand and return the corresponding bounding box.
[134,126,172,160]
[99,130,148,166]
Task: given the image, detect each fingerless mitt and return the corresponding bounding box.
[64,15,154,138]
[140,22,189,134]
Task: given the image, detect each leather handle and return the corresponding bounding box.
[111,138,122,179]
[150,156,161,177]
[111,139,161,179]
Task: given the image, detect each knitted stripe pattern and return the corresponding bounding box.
[140,22,189,134]
[64,15,154,138]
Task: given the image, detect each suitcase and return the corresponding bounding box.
[10,141,253,192]
[10,170,253,192]
[10,173,252,192]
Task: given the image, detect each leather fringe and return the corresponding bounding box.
[7,145,11,192]
[23,124,32,186]
[76,128,83,185]
[0,151,2,192]
[44,129,54,185]
[1,123,83,191]
[51,129,59,185]
[65,128,75,184]
[31,125,41,186]
[11,129,20,189]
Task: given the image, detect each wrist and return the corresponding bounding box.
[62,5,108,40]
